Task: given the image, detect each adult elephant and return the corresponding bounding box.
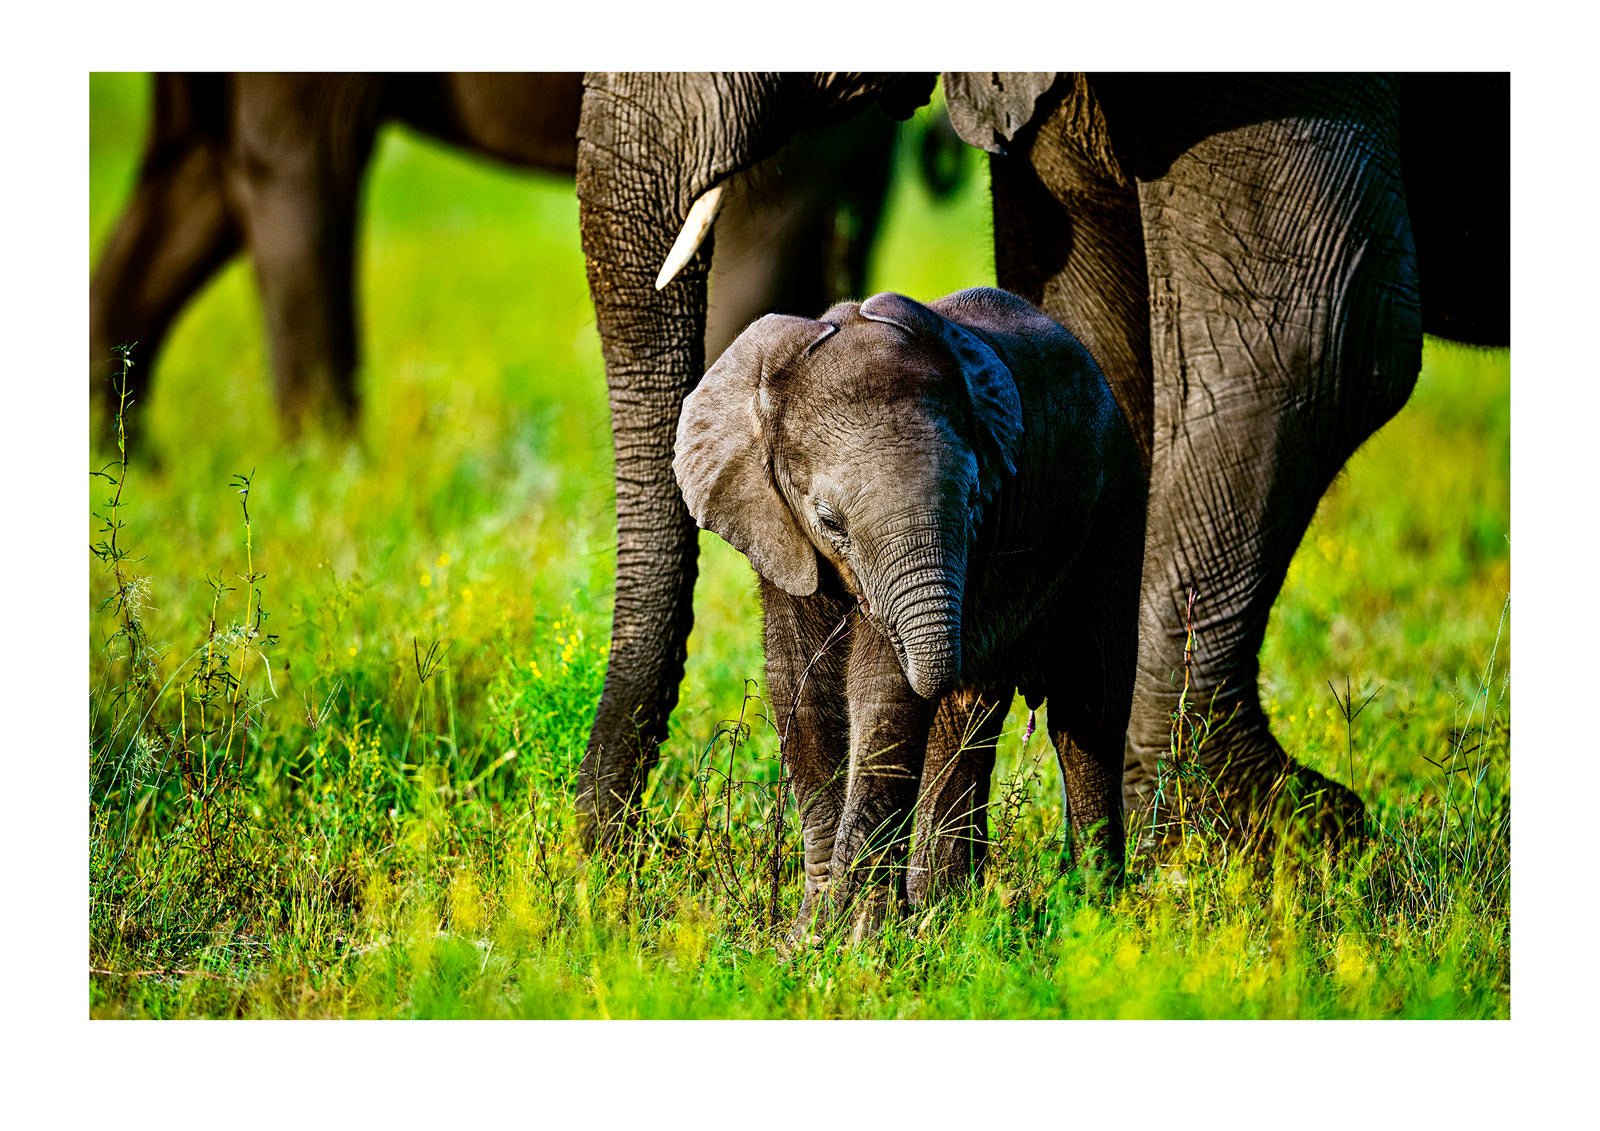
[573,72,1509,859]
[89,72,903,444]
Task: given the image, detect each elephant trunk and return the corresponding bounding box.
[892,591,963,701]
[872,531,967,701]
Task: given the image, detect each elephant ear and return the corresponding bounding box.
[673,315,827,596]
[941,72,1061,155]
[859,292,1023,480]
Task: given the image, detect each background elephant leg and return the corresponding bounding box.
[759,582,854,942]
[704,108,897,357]
[1121,77,1422,848]
[809,108,897,308]
[90,77,241,448]
[827,624,935,937]
[907,683,1008,908]
[225,74,380,435]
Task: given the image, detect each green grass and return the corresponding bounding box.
[88,72,1509,1019]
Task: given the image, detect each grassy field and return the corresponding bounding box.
[88,72,1510,1019]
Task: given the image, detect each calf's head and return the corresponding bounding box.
[673,292,1022,699]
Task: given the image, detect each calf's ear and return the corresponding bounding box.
[859,292,1023,481]
[673,315,825,596]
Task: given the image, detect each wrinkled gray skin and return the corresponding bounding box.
[575,72,1508,854]
[676,288,1144,937]
[89,72,900,444]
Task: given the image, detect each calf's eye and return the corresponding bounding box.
[815,507,846,538]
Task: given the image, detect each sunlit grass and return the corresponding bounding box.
[88,73,1508,1019]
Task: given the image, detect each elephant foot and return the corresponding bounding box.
[1126,742,1368,862]
[906,833,991,908]
[573,777,644,855]
[1254,763,1368,851]
[573,805,635,855]
[844,883,897,944]
[778,877,831,957]
[905,840,936,908]
[1057,838,1128,897]
[573,733,658,854]
[780,877,900,950]
[905,858,931,909]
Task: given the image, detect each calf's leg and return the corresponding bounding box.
[907,683,1009,907]
[827,623,935,939]
[760,581,855,943]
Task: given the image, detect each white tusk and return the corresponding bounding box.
[654,184,725,291]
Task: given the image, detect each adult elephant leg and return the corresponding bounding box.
[572,298,704,851]
[225,74,381,435]
[1122,77,1422,847]
[906,683,1008,908]
[90,74,241,448]
[573,77,716,851]
[760,582,855,943]
[988,74,1154,476]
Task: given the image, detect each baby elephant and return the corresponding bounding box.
[674,287,1144,940]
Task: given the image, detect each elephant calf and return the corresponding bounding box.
[674,287,1145,941]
